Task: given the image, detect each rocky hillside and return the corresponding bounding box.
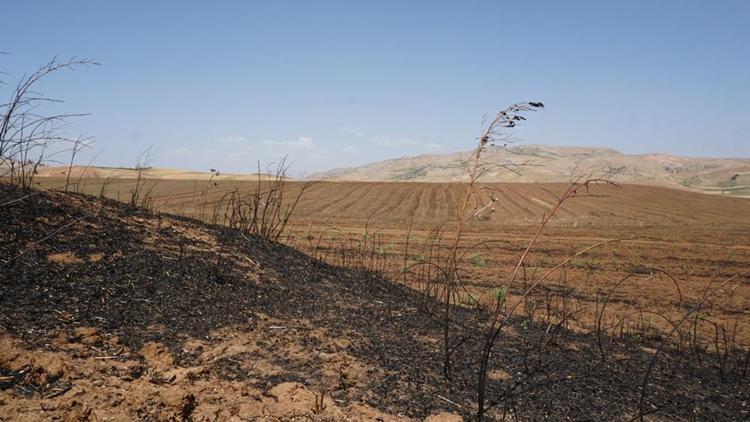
[311,145,750,194]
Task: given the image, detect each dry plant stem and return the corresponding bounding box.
[501,178,616,308]
[635,272,745,421]
[5,217,83,265]
[216,157,310,242]
[98,176,113,198]
[402,214,416,283]
[129,147,152,208]
[441,102,544,379]
[476,179,621,419]
[1,57,98,190]
[595,268,683,361]
[595,272,642,360]
[312,390,327,414]
[442,150,482,379]
[0,190,43,207]
[476,236,627,419]
[64,137,93,192]
[313,228,341,261]
[73,149,101,193]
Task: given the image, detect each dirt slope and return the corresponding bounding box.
[1,185,748,420]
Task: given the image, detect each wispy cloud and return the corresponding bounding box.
[165,135,322,170]
[338,127,366,137]
[163,129,440,174]
[338,127,442,150]
[371,135,442,150]
[262,136,318,150]
[213,135,318,150]
[214,136,250,144]
[168,147,197,156]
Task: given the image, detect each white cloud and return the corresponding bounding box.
[262,136,318,150]
[163,130,440,174]
[212,135,318,150]
[339,127,442,150]
[297,136,316,149]
[163,135,326,173]
[167,147,197,156]
[338,127,366,137]
[214,136,250,144]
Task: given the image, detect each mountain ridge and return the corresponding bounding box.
[310,144,750,195]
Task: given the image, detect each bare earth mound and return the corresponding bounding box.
[1,185,748,420]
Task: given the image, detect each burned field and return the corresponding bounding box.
[35,178,750,346]
[1,180,749,420]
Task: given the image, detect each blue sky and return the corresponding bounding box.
[2,1,748,174]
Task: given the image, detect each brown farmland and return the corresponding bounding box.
[34,177,750,347]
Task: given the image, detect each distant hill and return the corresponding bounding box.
[310,145,750,196]
[28,165,283,181]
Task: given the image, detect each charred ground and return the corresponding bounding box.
[0,184,747,420]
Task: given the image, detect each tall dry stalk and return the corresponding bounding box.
[475,178,621,418]
[128,147,152,208]
[64,136,94,192]
[440,102,544,379]
[217,157,312,242]
[0,57,98,190]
